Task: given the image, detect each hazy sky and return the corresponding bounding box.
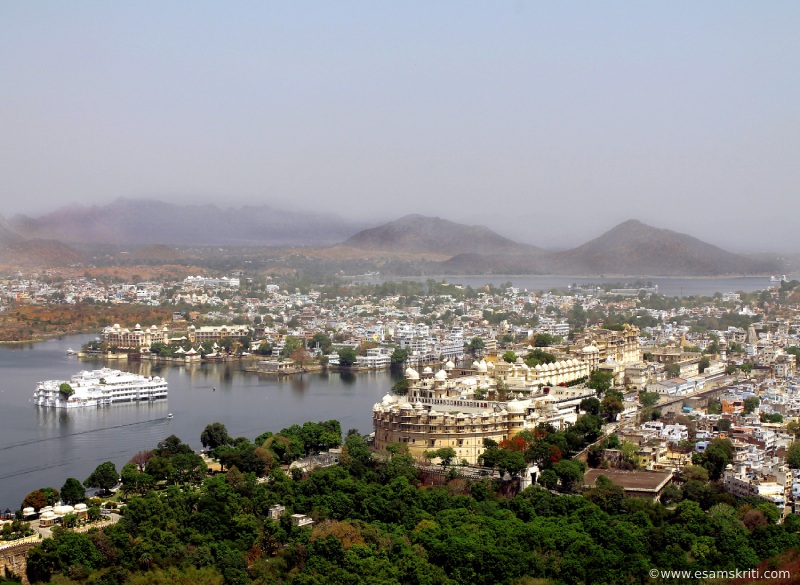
[1,2,798,251]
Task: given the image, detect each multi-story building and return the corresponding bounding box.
[372,364,595,463]
[103,323,171,349]
[187,324,251,344]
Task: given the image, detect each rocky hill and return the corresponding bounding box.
[343,214,542,257]
[0,238,85,267]
[9,198,367,246]
[349,216,778,276]
[546,220,778,276]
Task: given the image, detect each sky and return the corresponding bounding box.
[1,2,798,252]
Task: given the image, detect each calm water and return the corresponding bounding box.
[362,275,779,297]
[0,335,397,510]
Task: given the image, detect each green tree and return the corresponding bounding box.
[60,477,86,506]
[84,461,119,494]
[785,441,800,469]
[601,394,624,421]
[502,350,517,363]
[743,396,760,415]
[467,337,485,356]
[58,382,74,399]
[201,422,231,450]
[588,369,614,397]
[280,336,303,357]
[639,391,660,408]
[390,347,409,365]
[666,363,681,378]
[580,397,601,415]
[337,347,357,367]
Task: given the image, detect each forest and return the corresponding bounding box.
[11,419,800,585]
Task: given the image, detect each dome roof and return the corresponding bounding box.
[405,367,419,380]
[434,369,448,381]
[515,357,524,364]
[53,505,74,515]
[472,360,480,368]
[422,366,433,375]
[506,399,526,413]
[444,360,455,370]
[477,360,488,372]
[582,345,599,353]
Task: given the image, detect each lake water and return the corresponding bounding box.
[361,275,778,297]
[0,335,399,510]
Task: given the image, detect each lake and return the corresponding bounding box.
[0,335,399,510]
[357,275,778,297]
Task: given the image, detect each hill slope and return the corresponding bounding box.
[10,198,367,246]
[343,214,542,256]
[547,219,777,276]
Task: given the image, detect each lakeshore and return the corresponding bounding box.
[0,334,399,510]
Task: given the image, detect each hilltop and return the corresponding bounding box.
[9,198,367,247]
[343,214,542,257]
[344,216,779,276]
[548,220,777,276]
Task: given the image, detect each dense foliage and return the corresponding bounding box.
[25,424,800,585]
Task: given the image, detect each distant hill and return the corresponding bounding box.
[9,198,367,246]
[355,217,779,276]
[0,239,84,267]
[546,219,778,276]
[343,214,542,256]
[0,216,24,246]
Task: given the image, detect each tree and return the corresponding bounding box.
[59,382,74,399]
[391,379,409,396]
[289,346,311,367]
[390,348,409,365]
[467,337,485,356]
[337,347,357,367]
[311,333,333,354]
[785,441,800,469]
[533,333,554,347]
[587,370,613,397]
[84,461,119,494]
[580,397,601,416]
[665,363,681,378]
[201,422,231,450]
[424,447,457,467]
[280,336,303,357]
[21,490,49,511]
[553,459,585,492]
[502,351,517,363]
[639,391,660,408]
[743,396,760,415]
[698,356,711,373]
[601,394,624,421]
[60,478,86,506]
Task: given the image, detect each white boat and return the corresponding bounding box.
[167,413,173,419]
[33,367,168,408]
[66,348,76,355]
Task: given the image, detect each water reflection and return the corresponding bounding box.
[0,334,394,508]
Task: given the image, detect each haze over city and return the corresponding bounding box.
[2,2,798,252]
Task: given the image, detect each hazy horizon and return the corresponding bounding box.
[2,2,798,253]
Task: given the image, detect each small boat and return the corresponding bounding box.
[167,413,173,420]
[66,348,76,355]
